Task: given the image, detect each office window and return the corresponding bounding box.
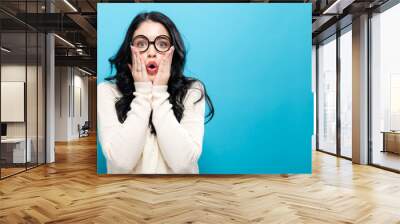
[318,35,337,154]
[312,45,317,150]
[339,27,352,158]
[371,2,400,171]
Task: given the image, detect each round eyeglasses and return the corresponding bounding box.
[130,35,172,53]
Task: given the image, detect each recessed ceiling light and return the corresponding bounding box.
[54,34,75,48]
[1,47,11,53]
[63,0,78,12]
[322,0,354,15]
[78,67,93,76]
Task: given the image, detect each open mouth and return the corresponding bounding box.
[146,61,158,75]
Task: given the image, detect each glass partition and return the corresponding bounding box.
[0,0,46,179]
[1,30,28,177]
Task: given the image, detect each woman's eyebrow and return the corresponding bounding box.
[134,34,170,41]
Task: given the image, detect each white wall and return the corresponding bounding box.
[54,67,89,141]
[55,66,69,141]
[71,71,89,139]
[1,65,40,137]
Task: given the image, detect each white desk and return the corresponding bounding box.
[1,137,32,163]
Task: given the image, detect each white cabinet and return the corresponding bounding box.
[1,138,32,163]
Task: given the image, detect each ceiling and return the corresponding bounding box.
[0,0,393,76]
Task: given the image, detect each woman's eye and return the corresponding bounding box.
[159,42,168,48]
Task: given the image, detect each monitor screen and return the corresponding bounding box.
[1,123,7,137]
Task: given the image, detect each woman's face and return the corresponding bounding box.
[132,20,171,82]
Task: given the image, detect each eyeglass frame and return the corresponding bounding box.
[130,35,173,53]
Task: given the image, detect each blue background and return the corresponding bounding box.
[97,3,312,174]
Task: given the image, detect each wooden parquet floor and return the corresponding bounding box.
[1,134,400,224]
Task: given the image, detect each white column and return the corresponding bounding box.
[45,1,55,163]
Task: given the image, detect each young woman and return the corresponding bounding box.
[98,11,214,174]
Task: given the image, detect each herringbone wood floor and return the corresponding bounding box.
[1,135,400,224]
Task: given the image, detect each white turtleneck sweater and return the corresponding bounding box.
[97,81,205,174]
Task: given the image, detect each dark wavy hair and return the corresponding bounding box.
[106,11,214,134]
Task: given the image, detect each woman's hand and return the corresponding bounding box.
[128,46,150,83]
[153,46,174,86]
